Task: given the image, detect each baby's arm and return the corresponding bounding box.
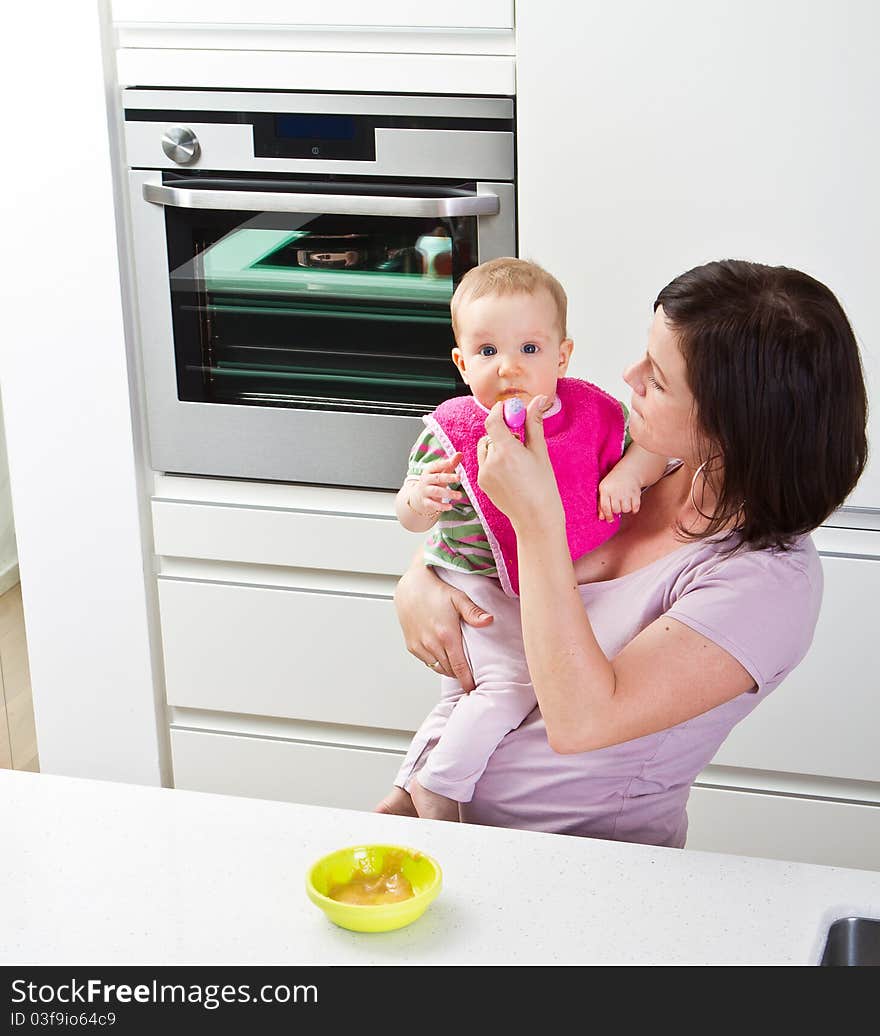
[396,452,464,532]
[598,444,669,522]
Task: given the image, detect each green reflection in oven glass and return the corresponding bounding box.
[200,227,453,304]
[211,363,456,391]
[205,301,450,324]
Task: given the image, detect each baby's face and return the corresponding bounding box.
[451,289,573,410]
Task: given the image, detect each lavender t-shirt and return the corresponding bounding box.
[406,532,823,848]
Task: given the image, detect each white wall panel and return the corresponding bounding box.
[0,5,165,783]
[516,0,879,509]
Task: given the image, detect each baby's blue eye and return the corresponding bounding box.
[522,343,538,354]
[479,345,497,357]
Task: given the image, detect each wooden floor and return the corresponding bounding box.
[0,582,38,772]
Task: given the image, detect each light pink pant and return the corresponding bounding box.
[394,567,535,803]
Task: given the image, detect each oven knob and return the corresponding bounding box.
[161,126,201,165]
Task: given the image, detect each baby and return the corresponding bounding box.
[379,258,668,821]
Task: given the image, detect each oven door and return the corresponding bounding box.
[129,170,515,488]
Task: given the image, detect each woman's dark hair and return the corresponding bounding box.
[655,259,868,551]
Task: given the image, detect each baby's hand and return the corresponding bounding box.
[407,453,464,517]
[598,469,643,522]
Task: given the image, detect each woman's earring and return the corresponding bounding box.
[690,460,710,517]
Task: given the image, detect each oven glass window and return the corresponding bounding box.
[163,178,479,416]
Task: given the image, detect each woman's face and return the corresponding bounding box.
[623,306,702,465]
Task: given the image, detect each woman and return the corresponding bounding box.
[391,260,868,847]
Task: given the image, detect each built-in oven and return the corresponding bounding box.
[124,89,516,488]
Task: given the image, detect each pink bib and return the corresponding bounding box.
[426,378,626,597]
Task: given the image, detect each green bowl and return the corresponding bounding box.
[306,844,442,933]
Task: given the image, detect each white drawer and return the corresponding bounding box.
[159,577,439,731]
[713,554,880,783]
[153,499,415,576]
[170,727,403,811]
[687,784,880,871]
[111,1,515,30]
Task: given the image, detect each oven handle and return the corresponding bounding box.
[142,183,500,218]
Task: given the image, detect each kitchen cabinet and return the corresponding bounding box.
[155,474,431,812]
[154,473,880,871]
[152,498,414,576]
[110,0,514,27]
[711,545,880,783]
[686,785,880,872]
[159,578,437,730]
[116,49,514,97]
[86,2,880,873]
[171,728,402,811]
[112,1,515,95]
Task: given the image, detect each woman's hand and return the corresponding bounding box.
[394,557,494,692]
[477,395,565,535]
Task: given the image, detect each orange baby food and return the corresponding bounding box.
[328,850,415,906]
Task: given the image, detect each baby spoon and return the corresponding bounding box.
[503,397,527,440]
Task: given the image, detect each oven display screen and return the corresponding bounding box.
[275,115,357,141]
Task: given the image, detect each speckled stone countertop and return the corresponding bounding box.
[4,769,879,965]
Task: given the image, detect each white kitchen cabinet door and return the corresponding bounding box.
[111,1,514,28]
[171,731,880,871]
[117,49,515,96]
[687,785,880,872]
[171,728,404,811]
[515,0,880,509]
[712,553,880,783]
[153,474,397,517]
[159,577,439,731]
[153,499,415,576]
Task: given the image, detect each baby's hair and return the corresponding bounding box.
[450,257,568,339]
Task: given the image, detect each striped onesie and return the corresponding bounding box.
[406,425,499,578]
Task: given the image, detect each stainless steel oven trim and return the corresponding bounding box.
[476,183,516,264]
[123,89,514,121]
[143,182,501,218]
[129,169,516,488]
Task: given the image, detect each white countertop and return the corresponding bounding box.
[5,770,879,965]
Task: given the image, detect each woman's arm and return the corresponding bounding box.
[394,551,494,692]
[479,400,754,753]
[517,528,753,751]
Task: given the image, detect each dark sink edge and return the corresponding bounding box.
[817,913,880,966]
[811,906,878,966]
